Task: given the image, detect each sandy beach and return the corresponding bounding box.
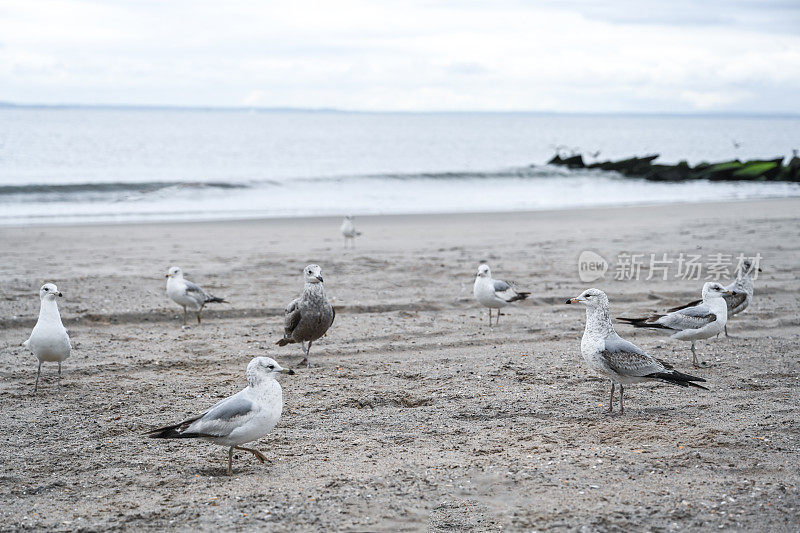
[1,198,799,531]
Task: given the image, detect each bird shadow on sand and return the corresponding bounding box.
[193,465,271,479]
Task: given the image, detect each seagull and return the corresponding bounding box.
[276,264,335,367]
[618,282,733,368]
[165,266,226,325]
[667,259,760,337]
[146,357,294,475]
[473,264,530,326]
[23,283,72,392]
[340,215,362,248]
[566,288,707,414]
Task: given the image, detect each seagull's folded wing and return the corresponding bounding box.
[723,291,747,310]
[601,335,664,377]
[187,395,257,438]
[185,280,209,303]
[659,305,718,331]
[493,279,528,302]
[284,299,302,335]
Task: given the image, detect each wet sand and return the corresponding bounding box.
[1,198,799,531]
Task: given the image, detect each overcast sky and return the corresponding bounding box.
[1,0,798,113]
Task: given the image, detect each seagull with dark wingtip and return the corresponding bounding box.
[667,259,761,338]
[473,264,530,326]
[567,288,707,414]
[146,357,294,475]
[618,282,733,368]
[165,266,227,325]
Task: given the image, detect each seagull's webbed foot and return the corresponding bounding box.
[298,357,311,367]
[235,446,268,463]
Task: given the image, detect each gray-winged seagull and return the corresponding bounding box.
[146,357,294,475]
[567,288,707,414]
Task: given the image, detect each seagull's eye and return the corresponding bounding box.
[267,364,275,370]
[43,287,48,291]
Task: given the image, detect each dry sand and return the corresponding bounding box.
[1,198,799,531]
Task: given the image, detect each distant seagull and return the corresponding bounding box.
[340,215,362,248]
[276,264,335,367]
[668,259,761,337]
[23,283,72,392]
[165,266,226,325]
[146,357,293,475]
[618,282,732,368]
[473,264,530,326]
[566,289,707,414]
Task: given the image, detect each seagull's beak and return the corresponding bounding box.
[280,368,295,375]
[724,290,735,295]
[316,276,324,282]
[165,274,171,278]
[57,292,63,297]
[565,297,580,304]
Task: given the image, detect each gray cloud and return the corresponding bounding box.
[0,0,798,113]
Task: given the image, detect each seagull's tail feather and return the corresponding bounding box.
[22,339,30,348]
[509,291,530,302]
[144,415,204,439]
[667,299,703,313]
[204,295,227,304]
[617,316,670,330]
[276,338,296,346]
[646,370,709,390]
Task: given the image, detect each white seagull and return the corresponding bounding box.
[340,215,362,248]
[618,282,733,368]
[146,357,294,475]
[567,288,707,414]
[668,259,760,337]
[473,264,530,326]
[23,283,72,393]
[165,266,226,325]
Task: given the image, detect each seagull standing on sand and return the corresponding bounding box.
[473,264,530,326]
[566,288,707,414]
[618,282,732,368]
[146,357,294,475]
[23,283,72,392]
[165,266,226,325]
[276,264,335,367]
[340,215,362,248]
[668,259,760,337]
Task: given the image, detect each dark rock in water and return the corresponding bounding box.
[561,155,585,168]
[696,160,743,181]
[732,159,783,180]
[545,151,797,182]
[788,157,800,181]
[643,163,691,181]
[598,155,659,176]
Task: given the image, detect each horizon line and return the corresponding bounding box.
[1,101,799,118]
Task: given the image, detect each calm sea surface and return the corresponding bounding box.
[1,108,798,225]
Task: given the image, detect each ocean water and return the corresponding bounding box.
[1,107,798,225]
